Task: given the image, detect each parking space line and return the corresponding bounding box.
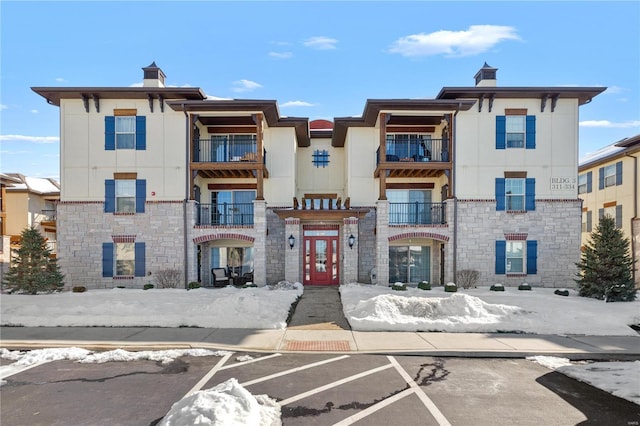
[0,361,48,380]
[183,352,234,397]
[332,388,415,426]
[278,363,394,407]
[241,355,350,387]
[219,353,282,370]
[388,356,451,426]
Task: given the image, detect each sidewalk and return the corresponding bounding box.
[2,326,639,360]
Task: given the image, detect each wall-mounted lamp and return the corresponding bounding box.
[288,234,295,250]
[348,234,356,249]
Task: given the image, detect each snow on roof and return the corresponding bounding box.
[5,175,60,194]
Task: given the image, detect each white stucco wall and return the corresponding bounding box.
[345,127,378,206]
[296,138,345,199]
[263,127,297,205]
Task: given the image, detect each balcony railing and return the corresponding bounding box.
[194,138,266,163]
[377,138,449,164]
[196,202,254,226]
[389,202,446,225]
[41,209,57,221]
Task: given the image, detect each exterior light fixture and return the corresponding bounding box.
[348,234,355,249]
[288,234,295,250]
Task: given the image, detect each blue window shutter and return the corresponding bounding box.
[495,178,506,211]
[586,210,592,232]
[104,180,115,213]
[526,240,538,275]
[525,178,536,211]
[616,161,623,185]
[598,167,604,190]
[102,242,114,277]
[105,116,115,150]
[615,205,623,228]
[495,241,506,274]
[135,179,146,213]
[134,242,146,277]
[525,116,536,149]
[495,116,506,149]
[586,171,592,193]
[135,116,146,150]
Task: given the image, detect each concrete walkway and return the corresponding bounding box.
[287,286,351,330]
[1,326,639,360]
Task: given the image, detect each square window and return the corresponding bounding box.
[115,116,135,149]
[312,150,330,168]
[116,242,135,276]
[505,116,525,148]
[506,241,524,273]
[505,178,525,211]
[115,180,136,213]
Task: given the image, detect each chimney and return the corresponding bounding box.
[142,61,166,88]
[474,62,497,87]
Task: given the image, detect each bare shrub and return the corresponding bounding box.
[154,268,182,288]
[456,269,480,289]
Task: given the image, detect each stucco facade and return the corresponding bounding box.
[32,62,605,290]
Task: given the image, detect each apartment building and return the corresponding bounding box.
[32,62,604,289]
[578,134,640,283]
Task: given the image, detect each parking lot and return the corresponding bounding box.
[2,351,639,425]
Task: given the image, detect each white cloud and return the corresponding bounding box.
[303,36,338,50]
[389,25,520,57]
[55,77,66,83]
[0,134,59,144]
[129,82,143,87]
[31,109,39,114]
[269,51,293,59]
[580,120,640,128]
[281,101,315,108]
[231,79,262,93]
[0,104,7,110]
[604,86,624,94]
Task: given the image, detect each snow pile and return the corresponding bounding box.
[159,378,281,426]
[0,347,227,366]
[346,292,523,331]
[529,356,640,405]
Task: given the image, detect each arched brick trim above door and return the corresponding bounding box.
[389,232,449,242]
[193,233,255,244]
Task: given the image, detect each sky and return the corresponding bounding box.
[1,1,639,182]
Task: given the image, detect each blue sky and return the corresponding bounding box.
[1,1,639,181]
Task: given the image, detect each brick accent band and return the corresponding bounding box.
[112,235,136,243]
[193,233,255,244]
[504,233,528,240]
[389,232,449,242]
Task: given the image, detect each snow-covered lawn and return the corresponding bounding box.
[1,282,639,335]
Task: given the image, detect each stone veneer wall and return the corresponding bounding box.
[358,209,377,283]
[265,208,285,284]
[58,201,186,289]
[455,199,582,288]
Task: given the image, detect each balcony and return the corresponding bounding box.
[389,202,446,225]
[192,137,268,179]
[196,202,254,226]
[40,209,57,232]
[375,138,450,178]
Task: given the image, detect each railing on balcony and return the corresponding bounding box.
[377,138,449,165]
[194,137,266,164]
[389,202,446,225]
[196,202,254,226]
[41,209,57,221]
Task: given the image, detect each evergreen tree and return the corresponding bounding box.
[576,215,636,302]
[3,227,64,294]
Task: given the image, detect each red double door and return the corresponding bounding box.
[303,231,339,285]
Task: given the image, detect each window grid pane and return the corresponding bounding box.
[116,180,136,213]
[505,179,525,211]
[116,242,135,276]
[506,241,524,273]
[604,165,616,187]
[505,116,525,149]
[115,117,135,149]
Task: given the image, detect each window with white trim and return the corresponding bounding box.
[505,116,525,148]
[115,116,136,149]
[604,164,616,187]
[506,241,524,273]
[115,180,136,213]
[116,242,135,276]
[505,178,525,211]
[578,173,588,194]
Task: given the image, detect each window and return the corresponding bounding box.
[505,116,525,148]
[505,179,525,211]
[578,172,592,194]
[386,134,431,160]
[582,211,592,233]
[496,178,535,211]
[599,162,622,189]
[495,240,537,275]
[210,190,256,225]
[102,241,145,277]
[389,246,430,283]
[600,205,622,228]
[105,179,146,213]
[105,116,146,150]
[312,150,330,168]
[496,115,536,149]
[387,190,439,224]
[211,246,254,276]
[604,164,616,187]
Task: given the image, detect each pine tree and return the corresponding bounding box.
[576,215,636,302]
[3,227,64,294]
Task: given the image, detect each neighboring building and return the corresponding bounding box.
[578,134,640,284]
[32,62,604,289]
[1,173,23,270]
[0,174,60,273]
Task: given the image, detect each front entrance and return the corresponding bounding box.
[303,228,339,285]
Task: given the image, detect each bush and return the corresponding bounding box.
[187,282,200,290]
[518,283,532,291]
[72,286,87,293]
[456,270,480,289]
[555,289,570,297]
[391,283,407,291]
[418,281,431,290]
[243,283,258,288]
[490,284,505,291]
[445,282,458,293]
[153,268,182,288]
[143,284,154,290]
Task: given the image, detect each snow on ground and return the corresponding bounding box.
[528,356,640,405]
